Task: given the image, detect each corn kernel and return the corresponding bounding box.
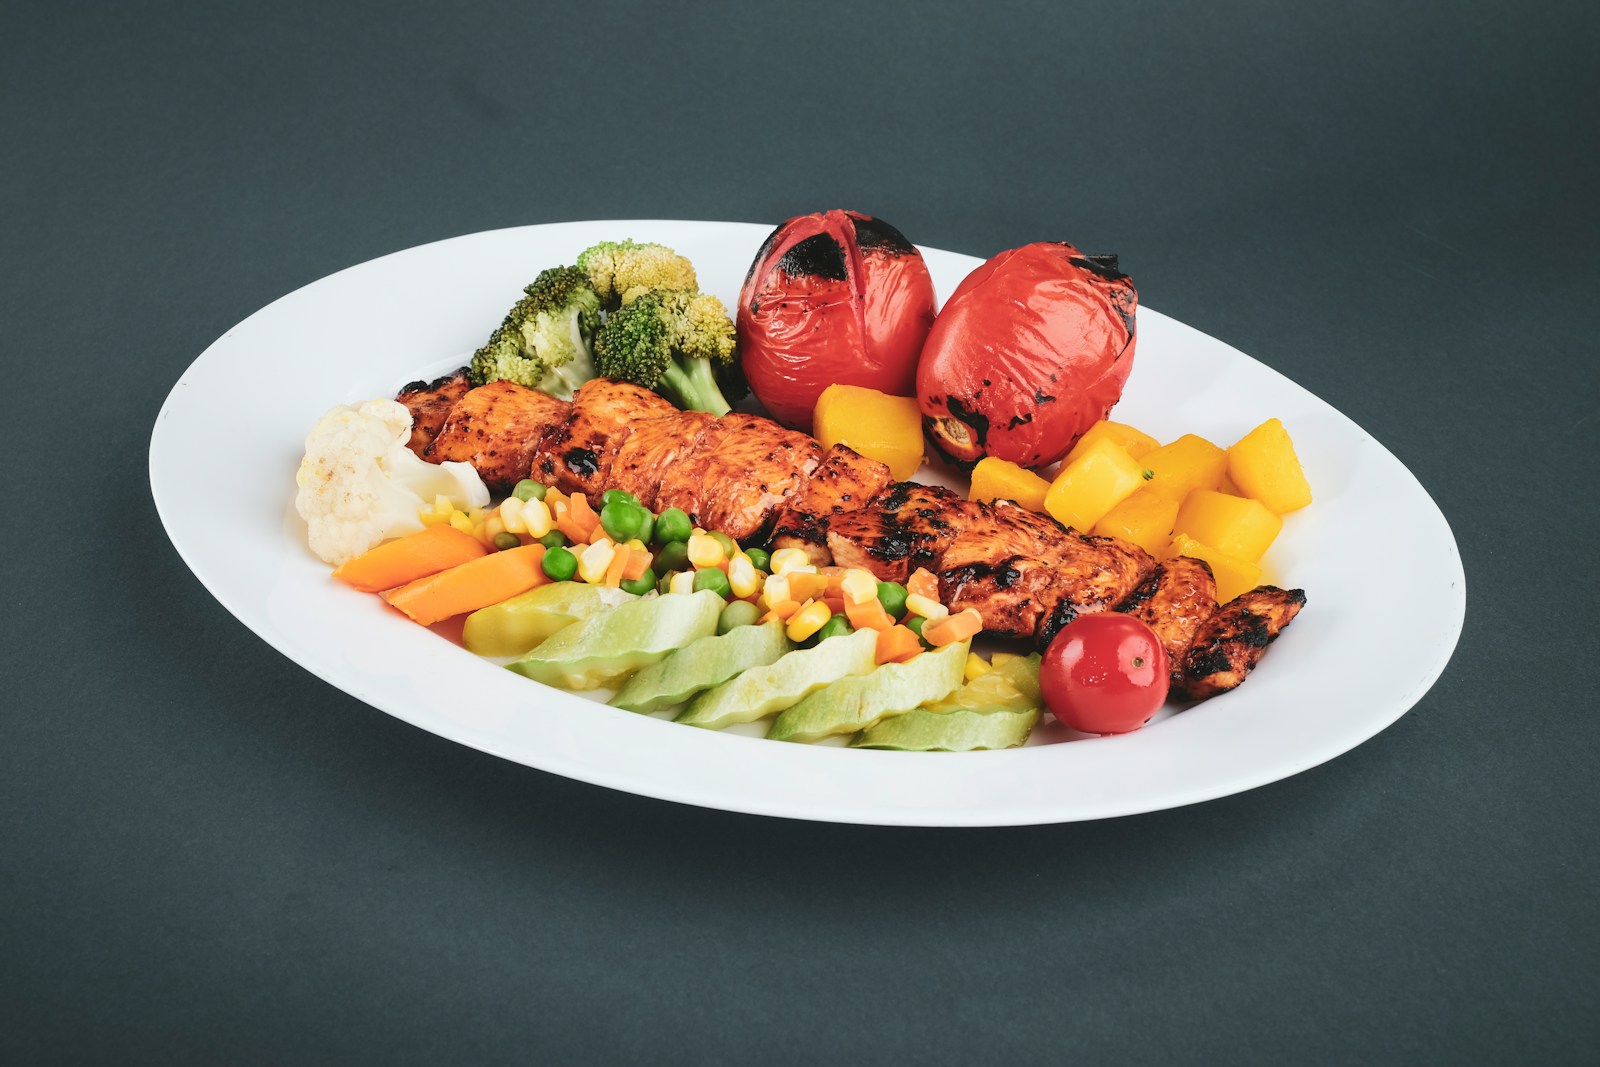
[762,574,791,609]
[839,569,879,605]
[624,538,647,554]
[964,653,993,683]
[521,497,553,538]
[990,652,1022,667]
[668,570,697,595]
[769,548,813,576]
[687,531,726,568]
[728,554,762,599]
[785,599,833,642]
[449,510,474,534]
[499,496,525,534]
[578,541,616,584]
[433,494,453,516]
[904,593,949,620]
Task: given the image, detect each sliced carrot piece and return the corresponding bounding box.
[382,544,547,626]
[568,493,601,542]
[621,547,650,581]
[822,596,847,616]
[332,525,488,593]
[845,595,895,632]
[922,608,983,647]
[907,568,940,601]
[603,546,631,587]
[767,599,802,621]
[875,625,924,665]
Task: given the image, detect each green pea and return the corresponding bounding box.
[601,488,639,509]
[620,568,656,596]
[656,572,673,595]
[600,500,649,543]
[814,614,854,642]
[904,614,934,649]
[538,530,569,550]
[492,532,521,551]
[717,599,762,634]
[710,531,737,558]
[541,545,577,582]
[877,581,909,620]
[652,540,689,576]
[743,547,771,573]
[513,479,547,502]
[655,507,692,544]
[634,511,655,546]
[693,567,732,599]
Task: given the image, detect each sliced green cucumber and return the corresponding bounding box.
[767,640,970,744]
[674,629,879,731]
[506,590,722,690]
[611,621,793,714]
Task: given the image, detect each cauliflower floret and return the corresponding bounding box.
[294,398,489,565]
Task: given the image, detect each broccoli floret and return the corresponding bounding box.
[468,266,601,398]
[577,240,698,309]
[593,289,740,416]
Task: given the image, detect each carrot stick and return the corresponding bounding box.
[907,568,940,601]
[621,548,650,581]
[568,493,601,542]
[382,544,548,626]
[922,608,983,647]
[845,595,895,632]
[332,525,488,593]
[603,546,630,587]
[875,625,924,665]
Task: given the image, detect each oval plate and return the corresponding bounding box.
[150,220,1465,826]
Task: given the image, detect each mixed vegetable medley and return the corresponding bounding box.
[295,214,1311,750]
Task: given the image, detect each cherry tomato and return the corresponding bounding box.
[1039,613,1169,734]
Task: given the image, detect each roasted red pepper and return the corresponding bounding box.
[738,210,936,431]
[916,242,1137,469]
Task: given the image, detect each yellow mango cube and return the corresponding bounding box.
[969,456,1051,512]
[1093,488,1180,556]
[1228,418,1312,514]
[1174,489,1283,562]
[1167,533,1261,604]
[1043,438,1149,532]
[1064,420,1160,466]
[1143,434,1228,501]
[814,384,925,481]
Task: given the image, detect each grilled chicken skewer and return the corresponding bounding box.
[397,375,1304,698]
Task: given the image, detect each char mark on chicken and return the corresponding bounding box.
[396,367,471,458]
[769,444,895,565]
[1179,586,1307,700]
[424,379,572,493]
[653,413,823,544]
[1116,557,1219,688]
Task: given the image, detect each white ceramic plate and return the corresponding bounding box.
[150,220,1464,826]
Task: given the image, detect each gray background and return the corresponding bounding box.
[4,0,1596,1062]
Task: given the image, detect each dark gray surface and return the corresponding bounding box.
[4,1,1596,1062]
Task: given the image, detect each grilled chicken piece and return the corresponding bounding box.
[1036,534,1158,649]
[1117,557,1219,687]
[769,444,895,565]
[424,380,572,493]
[531,378,679,504]
[937,501,1082,638]
[607,410,717,512]
[827,482,981,583]
[396,368,471,458]
[654,414,823,543]
[1179,586,1307,700]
